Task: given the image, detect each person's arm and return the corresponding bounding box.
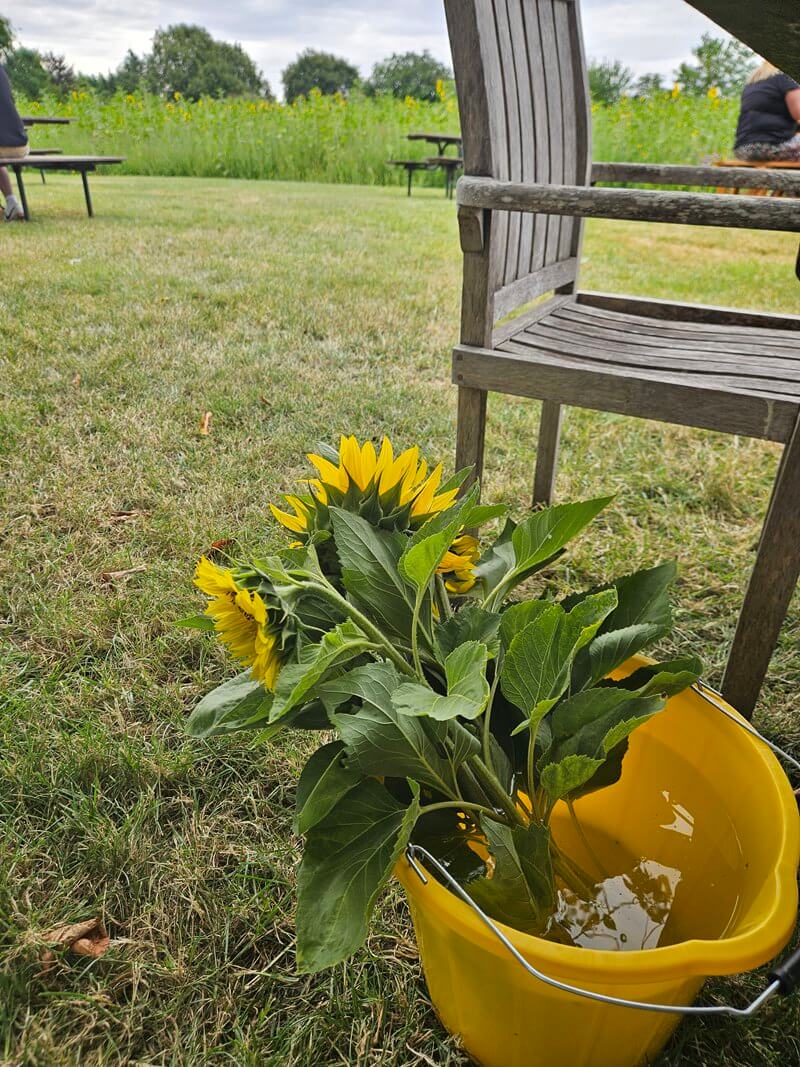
[786,87,800,122]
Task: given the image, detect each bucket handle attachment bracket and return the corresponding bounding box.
[403,678,800,1017]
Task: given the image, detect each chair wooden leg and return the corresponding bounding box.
[533,401,563,506]
[722,415,800,718]
[456,386,487,492]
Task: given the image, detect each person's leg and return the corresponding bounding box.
[0,145,29,219]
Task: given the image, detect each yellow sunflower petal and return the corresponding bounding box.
[194,556,238,598]
[340,435,364,490]
[269,502,307,534]
[252,629,281,690]
[307,478,328,505]
[410,463,444,517]
[308,453,347,491]
[359,439,378,484]
[375,436,394,480]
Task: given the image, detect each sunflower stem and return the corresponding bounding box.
[481,649,503,772]
[467,755,526,828]
[420,800,505,823]
[435,575,453,621]
[311,581,416,677]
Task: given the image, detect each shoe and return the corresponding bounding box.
[4,202,25,221]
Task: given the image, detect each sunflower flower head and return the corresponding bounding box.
[269,435,466,538]
[194,556,282,689]
[436,534,480,594]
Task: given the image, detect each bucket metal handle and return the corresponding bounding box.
[403,679,800,1017]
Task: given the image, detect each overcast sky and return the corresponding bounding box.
[5,1,733,97]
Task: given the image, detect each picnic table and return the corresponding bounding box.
[389,132,464,198]
[21,116,72,127]
[406,132,463,156]
[22,116,72,124]
[0,154,125,219]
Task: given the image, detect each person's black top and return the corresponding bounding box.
[0,65,27,148]
[735,73,800,149]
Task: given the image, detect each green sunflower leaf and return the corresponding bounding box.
[186,671,272,738]
[568,563,678,690]
[482,497,613,604]
[322,662,462,796]
[175,613,216,631]
[329,508,415,640]
[268,619,373,724]
[393,641,490,721]
[294,741,364,835]
[434,604,502,661]
[296,779,420,973]
[503,606,593,738]
[469,819,555,934]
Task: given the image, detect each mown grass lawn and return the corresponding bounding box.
[1,175,799,1066]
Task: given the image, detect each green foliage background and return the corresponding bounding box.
[18,87,740,186]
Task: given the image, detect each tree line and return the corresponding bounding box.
[589,34,757,105]
[0,18,451,104]
[1,15,757,107]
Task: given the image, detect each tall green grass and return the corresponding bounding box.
[19,87,739,185]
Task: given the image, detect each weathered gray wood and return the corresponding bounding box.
[554,302,800,350]
[0,155,124,167]
[722,415,800,717]
[506,327,800,393]
[445,0,800,714]
[492,292,573,346]
[538,0,564,267]
[591,162,800,194]
[457,177,800,232]
[494,0,523,287]
[456,386,488,489]
[493,258,578,321]
[555,0,577,262]
[453,343,799,442]
[458,206,486,254]
[521,0,551,274]
[533,401,563,505]
[563,300,800,347]
[577,291,800,332]
[544,306,800,368]
[685,1,800,84]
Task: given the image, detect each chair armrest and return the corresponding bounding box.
[591,161,800,194]
[456,177,800,233]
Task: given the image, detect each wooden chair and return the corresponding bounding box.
[444,0,800,718]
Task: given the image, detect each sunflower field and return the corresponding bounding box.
[18,85,739,186]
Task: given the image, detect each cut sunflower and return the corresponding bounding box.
[194,556,282,689]
[269,435,467,537]
[437,534,480,594]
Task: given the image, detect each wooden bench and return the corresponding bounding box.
[712,159,800,196]
[388,156,464,198]
[447,0,800,719]
[0,154,125,219]
[425,155,464,199]
[388,158,434,197]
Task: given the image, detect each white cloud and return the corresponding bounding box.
[4,0,733,96]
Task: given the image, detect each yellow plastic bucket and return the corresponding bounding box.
[396,662,800,1067]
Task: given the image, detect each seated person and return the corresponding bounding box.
[0,62,28,221]
[734,61,800,162]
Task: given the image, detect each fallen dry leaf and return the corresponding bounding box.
[208,538,234,556]
[199,411,212,436]
[100,564,147,583]
[40,917,110,971]
[72,373,82,386]
[106,509,149,525]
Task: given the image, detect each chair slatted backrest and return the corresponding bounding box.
[445,0,591,323]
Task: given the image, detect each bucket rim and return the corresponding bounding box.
[397,665,800,984]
